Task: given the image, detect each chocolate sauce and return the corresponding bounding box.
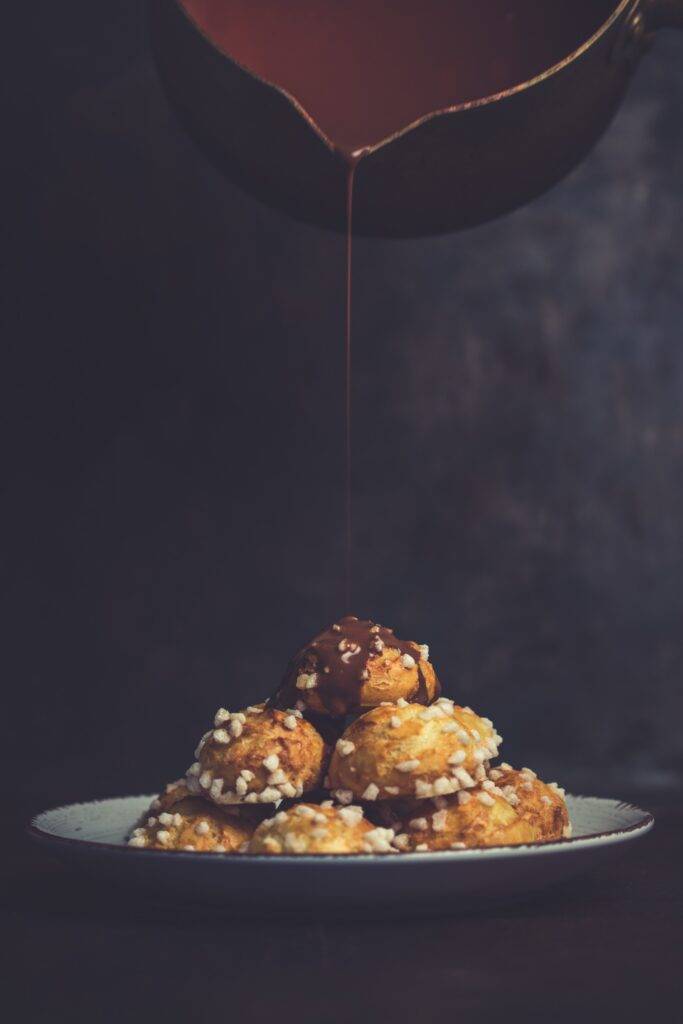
[344,163,356,609]
[180,0,615,158]
[274,615,439,716]
[179,0,615,604]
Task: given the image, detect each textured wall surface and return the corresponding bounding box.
[3,4,683,814]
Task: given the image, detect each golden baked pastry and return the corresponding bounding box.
[128,781,256,852]
[272,616,440,717]
[381,785,536,851]
[185,704,327,806]
[248,802,396,855]
[489,764,571,840]
[327,698,501,802]
[122,613,574,856]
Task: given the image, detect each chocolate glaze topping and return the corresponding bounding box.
[273,616,439,716]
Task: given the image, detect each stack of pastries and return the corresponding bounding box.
[128,616,571,855]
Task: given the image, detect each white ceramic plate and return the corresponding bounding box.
[28,794,653,917]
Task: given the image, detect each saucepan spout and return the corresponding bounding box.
[150,0,682,237]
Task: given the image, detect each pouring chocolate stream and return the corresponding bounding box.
[164,0,680,605]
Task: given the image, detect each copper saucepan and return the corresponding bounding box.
[150,0,683,237]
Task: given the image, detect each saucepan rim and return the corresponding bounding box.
[170,0,632,158]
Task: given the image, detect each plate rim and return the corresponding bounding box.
[27,792,655,864]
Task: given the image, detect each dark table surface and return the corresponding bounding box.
[5,793,681,1023]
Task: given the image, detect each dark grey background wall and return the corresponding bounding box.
[3,4,683,822]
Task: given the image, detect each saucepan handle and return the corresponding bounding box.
[645,0,683,28]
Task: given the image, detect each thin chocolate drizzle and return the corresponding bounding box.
[272,615,439,716]
[344,161,357,609]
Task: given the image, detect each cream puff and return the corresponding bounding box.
[272,616,440,717]
[128,782,256,852]
[488,764,571,840]
[327,698,501,802]
[185,704,328,806]
[248,802,395,855]
[385,786,536,852]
